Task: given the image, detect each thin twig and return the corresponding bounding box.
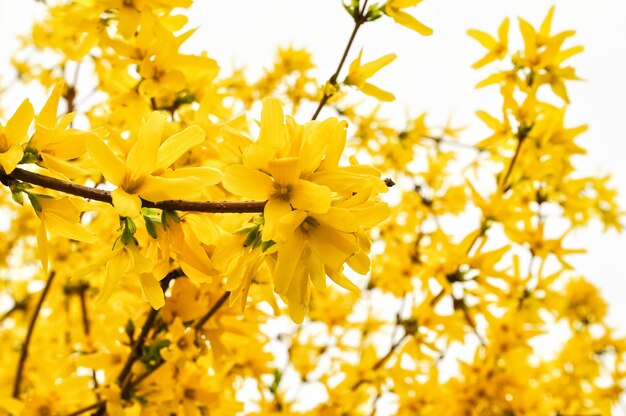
[117,271,181,396]
[2,168,266,213]
[125,290,230,390]
[77,284,100,399]
[351,332,409,390]
[501,136,525,192]
[12,272,56,398]
[311,1,369,120]
[192,290,230,331]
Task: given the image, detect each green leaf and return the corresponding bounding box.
[140,339,171,370]
[144,216,158,239]
[243,226,259,247]
[27,193,42,213]
[269,368,282,394]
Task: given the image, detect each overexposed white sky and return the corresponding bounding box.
[0,0,625,332]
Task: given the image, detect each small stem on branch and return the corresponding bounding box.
[12,272,56,398]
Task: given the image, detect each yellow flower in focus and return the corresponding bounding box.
[467,18,510,68]
[272,208,364,323]
[385,0,433,36]
[345,50,397,102]
[88,112,221,217]
[0,99,34,174]
[222,98,339,240]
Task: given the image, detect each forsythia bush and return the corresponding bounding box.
[0,1,624,415]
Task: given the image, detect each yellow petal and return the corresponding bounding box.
[308,225,356,270]
[274,232,305,295]
[359,54,397,78]
[392,0,423,7]
[267,157,301,185]
[98,248,129,306]
[138,175,204,201]
[300,118,336,174]
[139,273,165,309]
[37,82,63,128]
[290,179,332,213]
[258,97,287,150]
[263,199,294,242]
[540,6,555,38]
[388,8,433,36]
[498,17,510,44]
[476,110,502,130]
[4,99,34,145]
[87,136,126,185]
[222,165,273,200]
[156,125,206,170]
[308,254,326,291]
[127,111,165,180]
[471,52,497,69]
[0,146,24,174]
[326,267,359,292]
[111,188,142,218]
[360,83,396,102]
[42,212,98,243]
[159,167,222,186]
[467,29,497,49]
[349,49,363,74]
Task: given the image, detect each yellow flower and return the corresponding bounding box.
[272,208,364,323]
[35,196,98,274]
[0,99,34,174]
[87,111,221,217]
[30,82,97,178]
[222,98,338,240]
[345,50,397,102]
[467,18,509,68]
[385,0,433,36]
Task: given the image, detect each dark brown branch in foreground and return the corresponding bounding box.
[12,272,56,398]
[2,168,266,213]
[311,1,369,120]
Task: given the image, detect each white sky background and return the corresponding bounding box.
[0,0,625,331]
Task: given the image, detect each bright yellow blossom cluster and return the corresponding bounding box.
[0,1,623,416]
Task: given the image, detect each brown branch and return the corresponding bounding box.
[3,168,266,213]
[351,332,409,390]
[501,135,526,192]
[193,290,230,331]
[128,290,230,390]
[13,272,56,398]
[116,270,181,396]
[311,1,369,120]
[76,283,100,399]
